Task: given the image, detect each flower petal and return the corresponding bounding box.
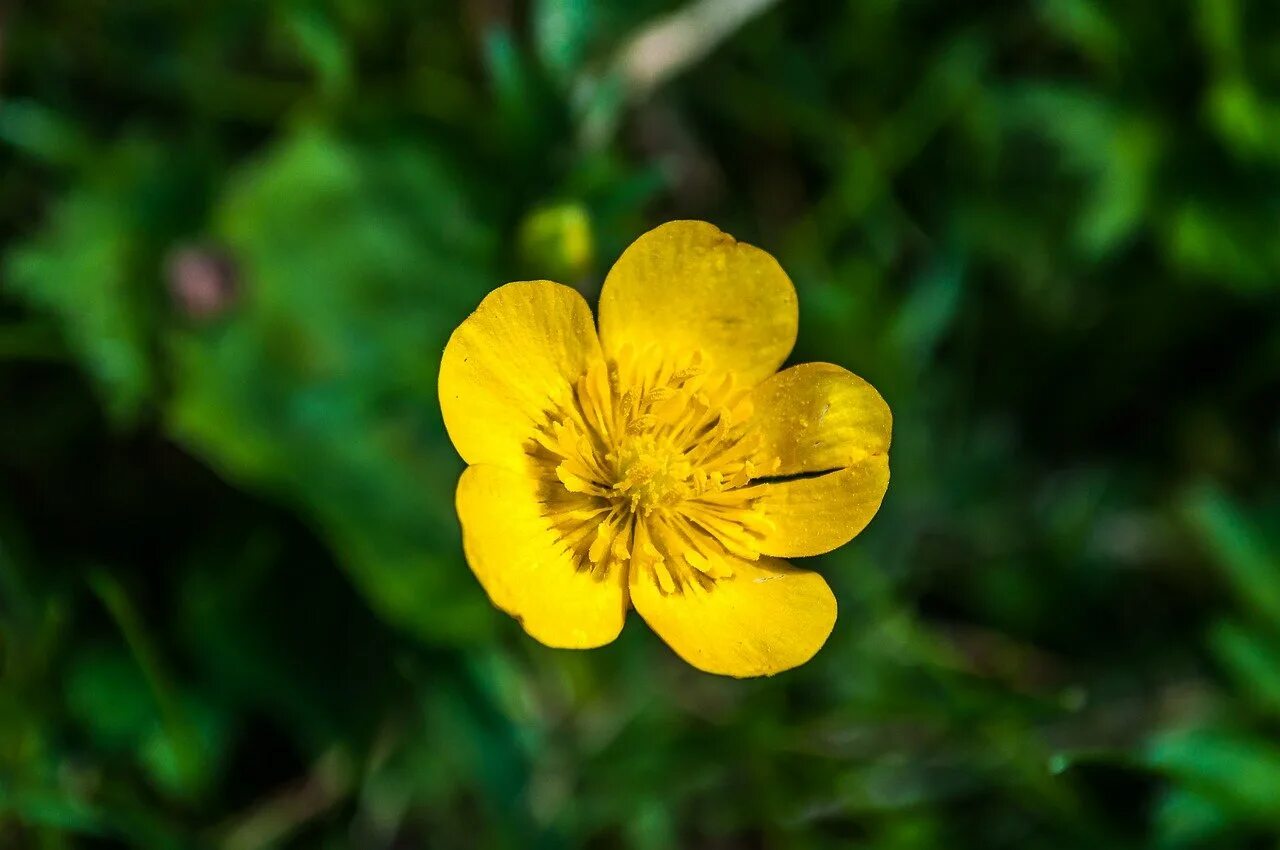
[439,280,602,469]
[456,464,628,648]
[631,555,836,677]
[597,221,798,386]
[750,363,891,557]
[752,462,890,558]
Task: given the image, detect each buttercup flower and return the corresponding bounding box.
[439,221,891,677]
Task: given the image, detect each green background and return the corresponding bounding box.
[3,1,1280,847]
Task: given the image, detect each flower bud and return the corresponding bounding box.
[516,203,594,283]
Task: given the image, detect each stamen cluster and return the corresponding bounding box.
[530,348,780,594]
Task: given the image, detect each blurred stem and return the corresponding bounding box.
[854,566,1110,842]
[1184,486,1280,628]
[613,0,781,98]
[216,749,352,850]
[482,26,541,151]
[88,572,201,789]
[400,650,547,847]
[580,0,783,147]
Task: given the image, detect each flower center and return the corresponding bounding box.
[611,435,693,513]
[528,347,780,594]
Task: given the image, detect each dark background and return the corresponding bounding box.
[3,1,1280,847]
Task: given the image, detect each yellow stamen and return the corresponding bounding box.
[530,347,777,593]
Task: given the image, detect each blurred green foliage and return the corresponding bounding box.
[2,0,1280,848]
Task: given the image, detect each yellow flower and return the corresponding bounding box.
[439,221,891,677]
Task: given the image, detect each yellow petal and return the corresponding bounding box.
[752,462,890,558]
[753,362,891,473]
[439,281,602,469]
[597,221,798,386]
[630,555,836,677]
[456,464,628,648]
[750,363,892,557]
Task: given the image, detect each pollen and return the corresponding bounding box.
[612,435,694,512]
[529,346,780,594]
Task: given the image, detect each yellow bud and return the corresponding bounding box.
[516,202,594,282]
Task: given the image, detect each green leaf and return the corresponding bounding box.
[1152,787,1231,849]
[64,644,156,754]
[1163,198,1280,290]
[0,99,87,166]
[166,128,498,645]
[1146,728,1280,824]
[889,257,964,369]
[1209,620,1280,716]
[4,141,165,422]
[1182,487,1280,628]
[1037,0,1121,70]
[64,643,228,802]
[1000,85,1158,256]
[175,532,401,749]
[281,3,354,99]
[534,0,597,84]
